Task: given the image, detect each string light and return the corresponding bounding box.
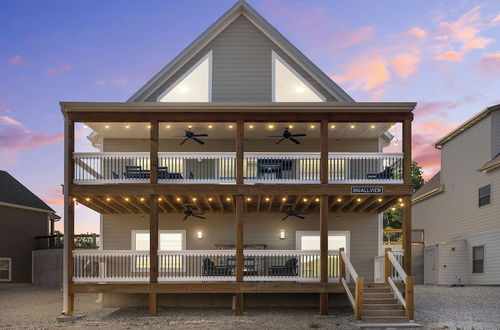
[398,198,403,202]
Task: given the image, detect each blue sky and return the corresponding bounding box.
[1,0,499,233]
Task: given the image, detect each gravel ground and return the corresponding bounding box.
[1,284,499,329]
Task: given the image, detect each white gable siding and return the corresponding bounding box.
[414,116,500,246]
[436,240,467,285]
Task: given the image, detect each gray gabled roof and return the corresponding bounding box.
[128,0,354,103]
[412,171,444,204]
[0,170,54,213]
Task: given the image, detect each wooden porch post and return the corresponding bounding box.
[384,247,392,282]
[402,119,412,275]
[149,120,159,316]
[235,195,244,315]
[319,119,329,315]
[235,120,244,315]
[63,117,75,315]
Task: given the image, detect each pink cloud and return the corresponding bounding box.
[8,55,30,67]
[333,52,391,91]
[434,6,493,61]
[0,116,63,166]
[493,14,500,25]
[475,52,500,76]
[338,26,374,48]
[414,102,458,119]
[392,53,421,77]
[46,64,72,76]
[407,27,427,38]
[94,76,128,86]
[40,186,64,206]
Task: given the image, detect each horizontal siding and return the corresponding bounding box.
[103,138,380,153]
[491,111,500,157]
[146,15,337,102]
[413,116,500,245]
[437,240,467,285]
[102,212,378,281]
[465,230,500,285]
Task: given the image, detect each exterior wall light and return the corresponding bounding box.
[279,230,285,240]
[197,231,203,240]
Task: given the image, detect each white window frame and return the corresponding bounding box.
[156,50,213,102]
[295,231,351,256]
[131,230,186,272]
[472,244,485,274]
[0,257,12,282]
[131,230,186,251]
[271,50,326,102]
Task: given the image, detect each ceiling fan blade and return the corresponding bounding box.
[193,134,208,137]
[193,214,206,219]
[182,215,189,220]
[180,138,189,145]
[268,135,283,138]
[192,137,205,145]
[276,138,285,144]
[294,214,306,219]
[290,133,307,137]
[289,137,301,144]
[281,215,289,221]
[172,136,187,138]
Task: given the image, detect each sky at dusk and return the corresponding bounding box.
[1,0,499,233]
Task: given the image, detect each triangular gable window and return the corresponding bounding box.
[272,51,325,102]
[157,51,212,102]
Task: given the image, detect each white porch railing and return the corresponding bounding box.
[72,249,340,283]
[73,152,404,185]
[73,250,150,282]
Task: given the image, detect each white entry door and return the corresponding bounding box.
[425,247,436,284]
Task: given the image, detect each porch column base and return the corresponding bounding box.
[319,292,328,315]
[235,293,244,316]
[149,293,158,316]
[65,293,74,316]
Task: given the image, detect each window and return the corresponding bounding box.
[157,51,212,102]
[0,258,12,282]
[478,185,491,207]
[472,245,484,273]
[296,231,349,277]
[272,51,325,102]
[132,230,185,270]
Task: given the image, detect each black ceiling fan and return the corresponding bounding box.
[173,129,208,145]
[182,205,206,220]
[281,207,309,220]
[269,127,306,144]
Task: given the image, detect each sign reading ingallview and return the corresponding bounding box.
[351,186,384,194]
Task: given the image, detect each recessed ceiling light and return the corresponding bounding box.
[303,198,308,202]
[124,197,129,201]
[125,124,130,129]
[188,125,193,129]
[105,124,109,129]
[176,197,181,202]
[265,197,270,202]
[85,197,90,201]
[247,197,252,202]
[192,197,197,202]
[282,197,287,202]
[226,197,231,202]
[140,197,145,201]
[158,197,162,201]
[208,125,213,129]
[288,125,294,129]
[249,124,254,129]
[310,125,315,129]
[378,198,383,202]
[166,124,171,129]
[350,124,355,129]
[331,125,335,129]
[315,198,320,202]
[106,198,111,202]
[357,198,362,202]
[208,197,213,202]
[228,124,233,129]
[268,124,274,129]
[371,124,376,129]
[337,198,342,202]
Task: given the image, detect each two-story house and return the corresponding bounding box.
[61,1,416,323]
[413,104,500,286]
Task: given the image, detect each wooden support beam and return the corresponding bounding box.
[163,195,180,213]
[157,197,168,213]
[354,277,364,320]
[216,195,225,213]
[267,195,274,212]
[70,183,415,197]
[368,196,395,213]
[204,196,214,213]
[236,120,244,185]
[402,195,412,275]
[357,196,380,213]
[149,195,159,283]
[405,276,414,319]
[319,195,329,315]
[353,196,375,212]
[149,293,158,316]
[102,197,128,214]
[235,195,244,316]
[302,196,315,212]
[279,196,288,213]
[340,196,356,212]
[377,197,399,213]
[256,195,261,213]
[120,195,144,214]
[150,120,159,185]
[64,118,75,316]
[79,197,110,214]
[345,196,365,212]
[320,120,329,185]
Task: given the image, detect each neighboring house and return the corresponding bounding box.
[61,1,416,323]
[0,170,59,283]
[413,104,500,286]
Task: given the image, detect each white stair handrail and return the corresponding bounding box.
[340,250,358,281]
[387,251,407,283]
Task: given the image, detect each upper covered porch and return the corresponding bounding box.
[62,102,415,187]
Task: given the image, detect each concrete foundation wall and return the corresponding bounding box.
[102,292,349,308]
[32,248,62,288]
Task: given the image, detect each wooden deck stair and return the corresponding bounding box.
[360,283,410,323]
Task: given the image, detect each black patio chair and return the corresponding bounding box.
[202,258,232,276]
[268,257,298,276]
[366,160,401,180]
[124,165,149,179]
